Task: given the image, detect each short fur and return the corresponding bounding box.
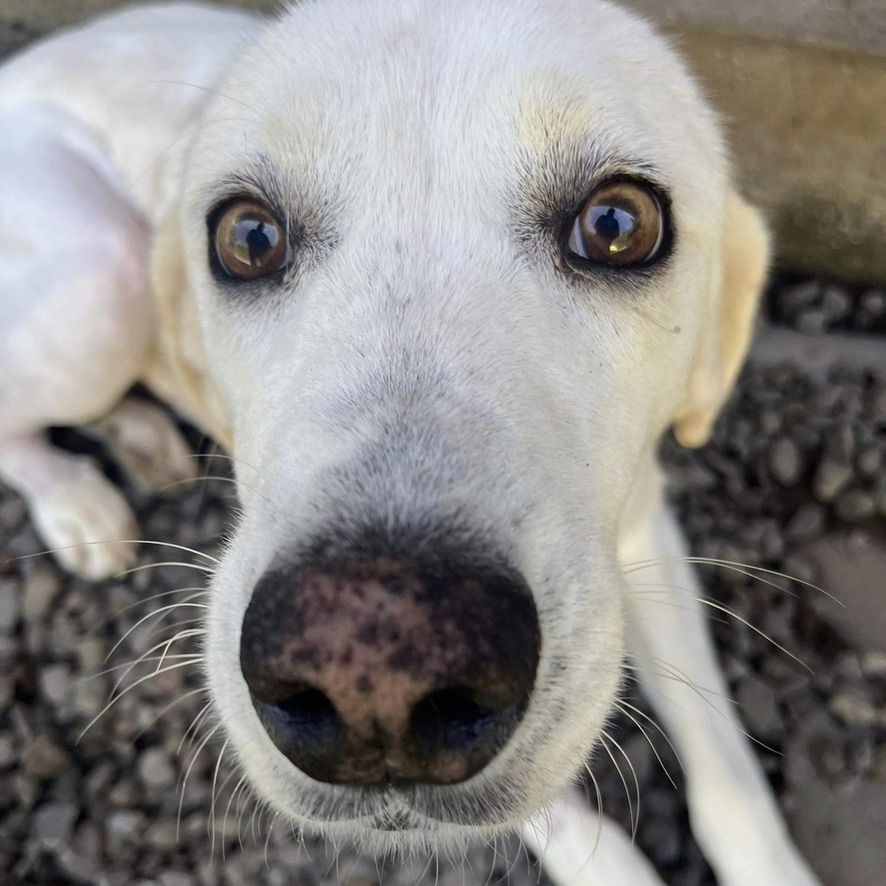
[0,3,820,883]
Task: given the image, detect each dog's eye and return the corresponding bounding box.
[565,179,665,269]
[213,200,288,280]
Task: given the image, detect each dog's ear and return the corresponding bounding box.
[672,190,770,448]
[145,213,232,449]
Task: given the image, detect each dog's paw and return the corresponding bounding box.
[86,398,198,496]
[29,466,140,581]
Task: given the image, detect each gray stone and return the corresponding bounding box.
[796,309,828,335]
[770,438,804,485]
[861,289,886,319]
[40,663,73,706]
[834,489,877,522]
[737,673,782,738]
[106,809,146,840]
[0,734,17,769]
[821,286,852,323]
[829,691,878,728]
[812,459,853,502]
[138,747,175,790]
[860,651,886,677]
[22,735,70,779]
[146,820,179,850]
[22,562,59,622]
[0,581,21,633]
[786,730,886,886]
[785,504,827,543]
[32,801,78,848]
[857,445,882,476]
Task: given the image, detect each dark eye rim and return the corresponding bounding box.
[559,175,674,275]
[206,195,291,284]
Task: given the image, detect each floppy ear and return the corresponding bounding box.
[672,190,770,448]
[144,213,232,450]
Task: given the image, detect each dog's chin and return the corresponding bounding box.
[289,804,524,857]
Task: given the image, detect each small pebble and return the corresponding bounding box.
[32,801,78,848]
[138,747,175,790]
[0,580,21,633]
[21,735,70,779]
[834,489,877,522]
[22,563,60,623]
[829,691,878,728]
[770,438,804,485]
[812,459,854,502]
[40,663,73,706]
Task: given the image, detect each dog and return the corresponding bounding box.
[0,2,824,883]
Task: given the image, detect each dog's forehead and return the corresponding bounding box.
[195,0,724,208]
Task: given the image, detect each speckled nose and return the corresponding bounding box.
[239,555,540,786]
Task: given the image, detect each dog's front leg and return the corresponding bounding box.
[619,465,821,886]
[522,789,666,886]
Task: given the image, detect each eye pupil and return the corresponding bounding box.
[247,221,270,255]
[595,207,621,239]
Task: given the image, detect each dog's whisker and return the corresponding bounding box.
[153,628,205,677]
[599,730,640,841]
[223,773,250,861]
[188,450,260,476]
[209,738,230,857]
[583,768,606,858]
[107,596,208,661]
[692,597,811,673]
[116,559,214,577]
[86,650,201,685]
[624,657,734,705]
[149,79,255,109]
[108,586,209,622]
[179,702,214,757]
[79,659,201,740]
[132,687,206,742]
[109,628,204,694]
[155,472,271,506]
[177,721,221,840]
[631,592,797,686]
[623,556,841,606]
[264,809,280,868]
[129,114,251,189]
[625,660,783,755]
[127,538,218,562]
[614,699,683,785]
[12,537,216,568]
[212,765,240,862]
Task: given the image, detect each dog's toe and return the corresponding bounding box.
[30,469,140,581]
[85,398,198,497]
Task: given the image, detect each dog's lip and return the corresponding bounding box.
[368,810,413,832]
[308,799,439,832]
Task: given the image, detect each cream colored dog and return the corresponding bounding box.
[0,3,822,884]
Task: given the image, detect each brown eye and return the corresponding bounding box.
[214,200,288,280]
[565,179,665,268]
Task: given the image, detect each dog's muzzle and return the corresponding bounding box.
[239,549,541,787]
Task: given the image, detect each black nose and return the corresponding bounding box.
[239,553,541,786]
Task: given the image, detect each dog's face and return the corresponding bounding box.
[166,0,767,851]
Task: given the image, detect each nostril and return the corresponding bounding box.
[275,687,341,737]
[251,686,344,776]
[410,686,514,755]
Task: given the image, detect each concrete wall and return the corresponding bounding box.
[2,0,884,283]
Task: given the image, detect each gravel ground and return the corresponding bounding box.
[1,274,885,886]
[767,276,886,336]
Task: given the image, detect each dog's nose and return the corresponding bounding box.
[239,555,540,786]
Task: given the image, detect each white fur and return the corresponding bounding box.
[0,2,821,883]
